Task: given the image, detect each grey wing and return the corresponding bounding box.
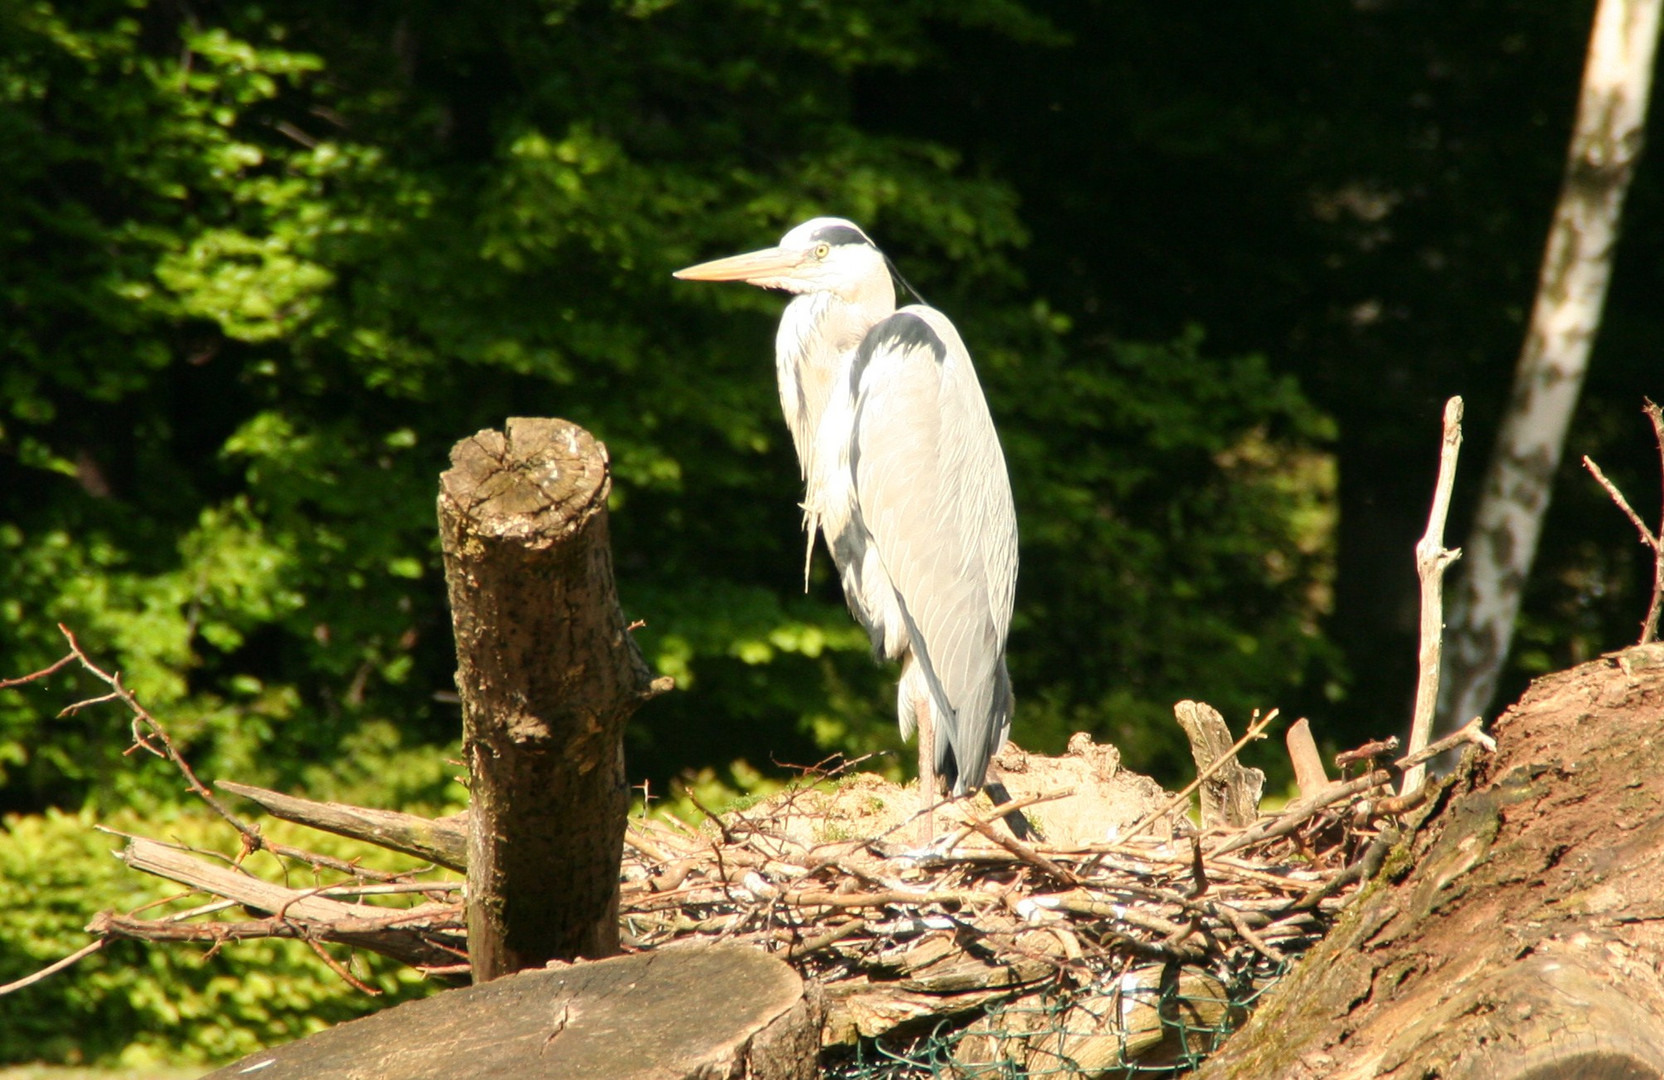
[848,306,1019,791]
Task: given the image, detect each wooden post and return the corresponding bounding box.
[438,417,667,980]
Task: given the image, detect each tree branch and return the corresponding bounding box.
[1405,396,1465,796]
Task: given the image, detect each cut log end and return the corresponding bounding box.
[440,417,611,543]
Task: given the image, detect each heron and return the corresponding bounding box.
[674,217,1029,838]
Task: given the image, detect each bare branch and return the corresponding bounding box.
[1404,396,1464,796]
[1582,455,1662,550]
[52,625,264,852]
[0,939,108,997]
[0,651,77,690]
[215,781,467,872]
[1580,398,1664,644]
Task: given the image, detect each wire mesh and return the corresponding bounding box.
[822,957,1286,1080]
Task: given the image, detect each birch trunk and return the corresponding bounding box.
[1440,0,1663,731]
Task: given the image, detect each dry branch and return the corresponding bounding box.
[1404,395,1464,796]
[1285,718,1332,799]
[1581,397,1664,644]
[115,837,463,969]
[216,781,467,872]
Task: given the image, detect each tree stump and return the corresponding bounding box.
[438,418,667,979]
[199,946,821,1080]
[1195,643,1664,1080]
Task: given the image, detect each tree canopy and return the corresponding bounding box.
[2,0,1660,1064]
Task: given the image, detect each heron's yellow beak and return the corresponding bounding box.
[672,245,802,284]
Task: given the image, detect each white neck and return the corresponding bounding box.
[774,273,896,477]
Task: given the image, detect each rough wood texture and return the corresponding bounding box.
[1195,643,1664,1080]
[111,838,461,968]
[438,418,665,979]
[200,946,820,1080]
[217,780,468,871]
[1174,700,1265,829]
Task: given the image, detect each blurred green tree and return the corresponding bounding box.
[0,0,1339,825]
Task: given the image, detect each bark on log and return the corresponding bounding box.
[1195,643,1664,1080]
[438,417,667,980]
[199,946,821,1080]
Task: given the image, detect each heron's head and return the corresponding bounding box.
[673,217,890,299]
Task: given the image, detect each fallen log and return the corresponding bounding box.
[1194,643,1664,1080]
[199,945,821,1080]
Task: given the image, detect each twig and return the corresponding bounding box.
[51,625,265,853]
[931,789,1072,855]
[0,939,108,997]
[1651,398,1664,644]
[781,888,997,910]
[1335,735,1400,771]
[1359,781,1434,821]
[1215,902,1285,963]
[1400,716,1495,767]
[1287,829,1396,913]
[1582,397,1664,644]
[0,651,78,689]
[785,917,868,959]
[305,939,381,995]
[1583,456,1661,551]
[1404,396,1464,796]
[964,816,1083,886]
[1208,769,1391,857]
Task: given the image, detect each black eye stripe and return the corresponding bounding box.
[808,225,872,248]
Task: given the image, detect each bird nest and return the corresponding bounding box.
[611,714,1485,1078]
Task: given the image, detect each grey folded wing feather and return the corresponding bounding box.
[848,306,1019,792]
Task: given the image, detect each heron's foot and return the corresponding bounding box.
[888,829,961,864]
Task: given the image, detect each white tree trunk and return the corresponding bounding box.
[1440,0,1663,731]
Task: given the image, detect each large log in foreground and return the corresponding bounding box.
[1195,642,1664,1080]
[438,417,667,979]
[200,946,821,1080]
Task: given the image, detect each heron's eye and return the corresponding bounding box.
[813,243,831,260]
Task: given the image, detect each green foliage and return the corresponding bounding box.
[995,326,1340,775]
[0,805,449,1067]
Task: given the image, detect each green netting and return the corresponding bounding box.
[823,957,1286,1079]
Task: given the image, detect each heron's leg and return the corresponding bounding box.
[916,696,935,839]
[982,763,1034,841]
